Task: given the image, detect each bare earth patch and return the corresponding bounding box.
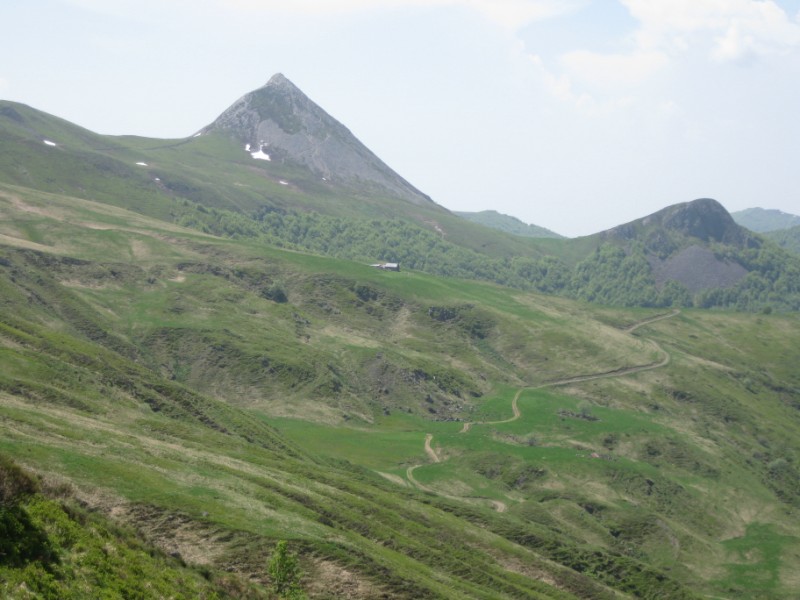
[319,325,381,348]
[306,558,387,599]
[5,193,62,218]
[376,471,408,487]
[494,554,558,588]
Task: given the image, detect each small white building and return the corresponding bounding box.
[370,262,400,272]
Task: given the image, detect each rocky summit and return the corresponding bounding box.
[606,198,758,248]
[201,73,433,206]
[587,198,767,295]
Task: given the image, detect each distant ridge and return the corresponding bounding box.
[454,210,564,239]
[732,207,800,233]
[201,73,433,206]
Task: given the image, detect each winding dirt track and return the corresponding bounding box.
[407,310,680,512]
[624,309,681,334]
[423,433,440,463]
[405,465,432,492]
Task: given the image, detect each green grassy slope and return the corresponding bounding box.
[0,184,671,599]
[1,182,799,598]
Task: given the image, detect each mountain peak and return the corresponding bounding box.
[646,198,743,243]
[597,197,761,294]
[201,74,433,206]
[265,72,294,88]
[259,73,302,96]
[605,197,756,247]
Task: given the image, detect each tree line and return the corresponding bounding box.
[172,201,800,312]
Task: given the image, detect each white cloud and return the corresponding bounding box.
[561,49,669,88]
[529,54,583,104]
[219,0,580,29]
[528,43,670,114]
[222,0,403,14]
[658,99,681,118]
[464,0,584,29]
[711,23,759,63]
[528,0,800,113]
[61,0,191,17]
[621,0,800,61]
[528,54,615,115]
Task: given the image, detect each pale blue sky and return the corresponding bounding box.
[2,0,799,236]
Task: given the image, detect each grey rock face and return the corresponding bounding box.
[648,245,748,292]
[202,74,433,206]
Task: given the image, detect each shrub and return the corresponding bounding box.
[268,540,304,599]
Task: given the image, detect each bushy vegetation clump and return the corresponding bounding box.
[0,454,54,570]
[0,454,259,599]
[268,541,305,599]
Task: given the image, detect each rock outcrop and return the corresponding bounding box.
[201,74,433,206]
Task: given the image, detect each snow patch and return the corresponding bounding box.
[43,140,56,147]
[249,142,271,161]
[154,177,161,182]
[135,162,148,166]
[193,132,202,137]
[279,180,289,186]
[244,144,251,152]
